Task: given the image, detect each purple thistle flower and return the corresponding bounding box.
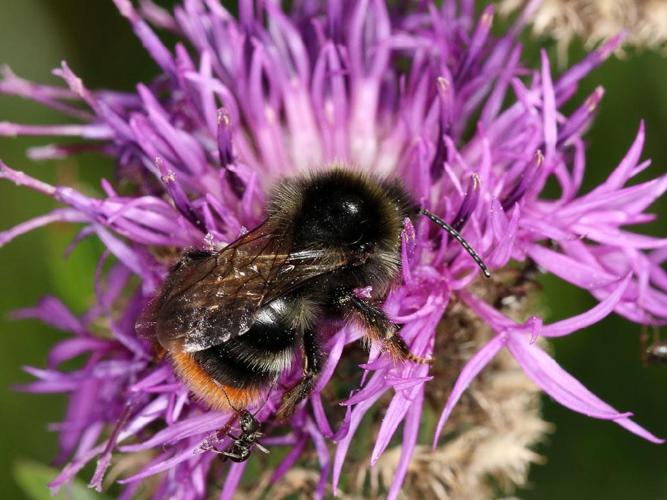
[1,1,666,498]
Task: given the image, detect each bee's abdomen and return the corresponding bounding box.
[171,351,265,410]
[189,297,299,395]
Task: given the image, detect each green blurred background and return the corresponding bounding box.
[0,1,665,499]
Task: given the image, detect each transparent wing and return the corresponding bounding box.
[142,222,346,352]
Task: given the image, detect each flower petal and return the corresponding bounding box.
[433,333,506,446]
[540,274,632,337]
[507,336,663,443]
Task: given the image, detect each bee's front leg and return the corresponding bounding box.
[343,291,432,365]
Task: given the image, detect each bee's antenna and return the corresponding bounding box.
[419,208,491,278]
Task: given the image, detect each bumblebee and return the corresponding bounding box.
[139,168,489,420]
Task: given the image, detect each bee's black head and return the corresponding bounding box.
[273,168,415,251]
[295,185,376,248]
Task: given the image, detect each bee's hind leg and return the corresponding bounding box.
[345,293,432,365]
[276,328,324,421]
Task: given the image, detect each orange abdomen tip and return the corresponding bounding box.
[170,351,264,411]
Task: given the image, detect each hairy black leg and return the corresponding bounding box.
[346,293,432,364]
[276,328,324,421]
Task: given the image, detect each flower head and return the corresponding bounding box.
[502,0,667,53]
[1,1,665,498]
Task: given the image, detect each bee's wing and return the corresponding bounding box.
[145,222,345,352]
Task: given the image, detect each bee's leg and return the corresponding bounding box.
[276,328,323,421]
[346,294,432,365]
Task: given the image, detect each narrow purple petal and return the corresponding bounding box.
[120,412,228,452]
[540,50,557,161]
[370,392,410,465]
[119,445,198,483]
[508,336,664,443]
[555,33,624,97]
[333,389,385,495]
[0,208,86,247]
[47,338,111,368]
[529,244,620,290]
[271,436,306,484]
[433,334,506,446]
[540,274,632,337]
[89,404,133,491]
[387,387,424,500]
[219,462,247,500]
[113,0,176,76]
[306,419,330,500]
[12,297,87,336]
